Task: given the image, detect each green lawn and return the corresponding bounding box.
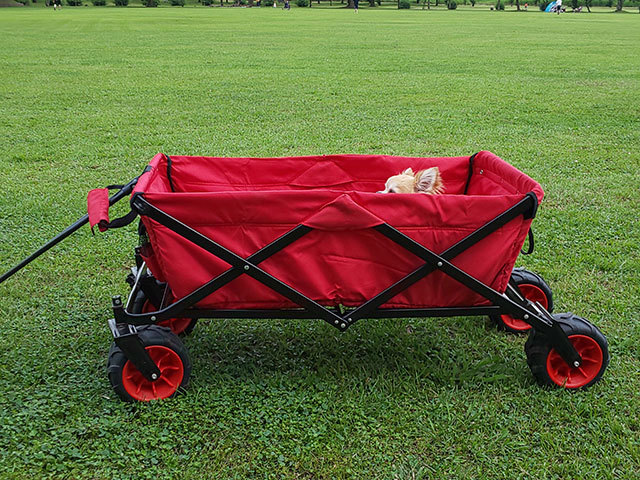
[1,7,639,479]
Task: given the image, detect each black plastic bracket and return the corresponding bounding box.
[523,192,539,220]
[528,305,582,368]
[108,299,161,382]
[131,193,152,216]
[138,275,165,310]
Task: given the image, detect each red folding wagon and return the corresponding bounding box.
[1,151,609,401]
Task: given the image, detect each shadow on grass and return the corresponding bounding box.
[186,317,527,388]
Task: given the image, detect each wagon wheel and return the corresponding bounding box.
[492,268,553,333]
[107,325,192,402]
[525,313,609,389]
[131,290,198,336]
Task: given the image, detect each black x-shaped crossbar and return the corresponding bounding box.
[112,192,580,369]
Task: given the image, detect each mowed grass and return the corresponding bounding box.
[1,7,639,479]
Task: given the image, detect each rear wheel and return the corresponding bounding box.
[492,268,553,333]
[107,325,191,402]
[131,290,197,336]
[525,313,609,389]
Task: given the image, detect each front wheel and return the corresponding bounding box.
[107,325,191,402]
[525,313,609,389]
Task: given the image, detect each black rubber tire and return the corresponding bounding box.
[107,325,192,402]
[131,289,198,336]
[525,313,609,389]
[491,268,554,334]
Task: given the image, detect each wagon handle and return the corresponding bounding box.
[0,176,139,285]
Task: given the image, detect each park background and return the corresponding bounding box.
[4,0,640,10]
[0,5,639,480]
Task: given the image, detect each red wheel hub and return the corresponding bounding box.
[143,300,193,335]
[501,284,548,331]
[546,334,604,388]
[122,345,184,401]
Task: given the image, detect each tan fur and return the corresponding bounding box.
[378,167,444,195]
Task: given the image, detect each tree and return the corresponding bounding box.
[615,0,623,10]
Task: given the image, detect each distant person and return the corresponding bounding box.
[524,2,528,9]
[284,0,290,8]
[354,0,359,12]
[556,0,562,13]
[273,0,277,6]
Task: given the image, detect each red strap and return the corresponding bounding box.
[87,188,110,233]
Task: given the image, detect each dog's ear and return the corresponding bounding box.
[401,168,414,176]
[415,167,442,194]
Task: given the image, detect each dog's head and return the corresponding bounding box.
[378,167,444,194]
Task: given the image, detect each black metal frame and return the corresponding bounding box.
[109,190,582,372]
[0,171,584,383]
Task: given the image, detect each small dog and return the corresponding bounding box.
[378,167,444,195]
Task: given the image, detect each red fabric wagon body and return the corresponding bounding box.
[132,151,543,311]
[3,149,613,400]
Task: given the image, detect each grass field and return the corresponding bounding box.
[1,7,639,479]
